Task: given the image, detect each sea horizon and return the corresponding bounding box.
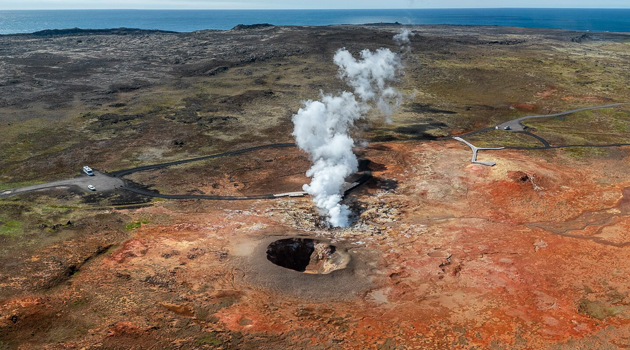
[3,8,630,10]
[1,8,630,34]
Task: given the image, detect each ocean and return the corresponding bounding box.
[0,9,629,35]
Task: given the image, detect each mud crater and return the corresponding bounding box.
[266,238,350,274]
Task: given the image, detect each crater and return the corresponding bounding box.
[236,235,378,300]
[266,238,351,274]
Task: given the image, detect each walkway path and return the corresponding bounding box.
[452,137,505,166]
[453,102,628,166]
[0,143,372,201]
[495,103,626,132]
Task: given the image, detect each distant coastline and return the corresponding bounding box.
[3,25,630,40]
[1,9,630,35]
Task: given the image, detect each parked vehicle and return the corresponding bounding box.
[83,166,94,176]
[87,185,96,191]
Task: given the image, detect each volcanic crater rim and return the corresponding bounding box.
[266,237,351,274]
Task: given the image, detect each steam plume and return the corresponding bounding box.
[334,48,402,119]
[393,28,414,45]
[292,47,402,227]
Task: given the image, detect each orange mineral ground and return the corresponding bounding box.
[3,140,630,349]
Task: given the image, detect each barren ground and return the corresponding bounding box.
[1,24,630,349]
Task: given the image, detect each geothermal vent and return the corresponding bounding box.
[266,238,351,274]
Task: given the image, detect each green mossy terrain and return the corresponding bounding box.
[125,219,149,230]
[0,27,628,186]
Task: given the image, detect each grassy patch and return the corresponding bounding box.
[563,147,610,160]
[0,220,23,237]
[577,298,625,320]
[195,333,223,347]
[125,219,149,230]
[48,205,81,210]
[0,180,47,191]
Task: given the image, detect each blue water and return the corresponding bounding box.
[0,9,629,35]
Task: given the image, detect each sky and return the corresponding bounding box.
[1,0,629,10]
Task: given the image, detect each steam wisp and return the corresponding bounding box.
[393,28,414,45]
[292,46,403,227]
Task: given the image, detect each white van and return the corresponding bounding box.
[83,166,94,176]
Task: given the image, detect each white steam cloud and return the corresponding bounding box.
[292,92,366,227]
[394,28,415,56]
[292,46,403,227]
[334,48,403,119]
[393,28,414,45]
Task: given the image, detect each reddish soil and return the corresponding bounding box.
[3,140,630,349]
[511,103,539,112]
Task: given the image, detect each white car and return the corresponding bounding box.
[83,166,94,176]
[87,185,96,191]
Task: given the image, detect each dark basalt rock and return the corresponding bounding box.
[17,27,178,37]
[232,23,274,31]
